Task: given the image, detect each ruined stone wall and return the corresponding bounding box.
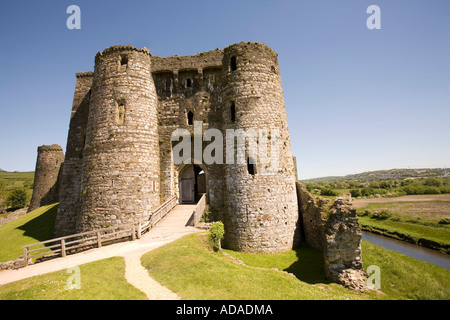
[296,182,367,291]
[28,144,64,212]
[77,45,160,231]
[296,182,326,251]
[54,72,92,236]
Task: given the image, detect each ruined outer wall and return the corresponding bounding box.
[77,45,160,231]
[54,72,92,236]
[221,42,299,253]
[28,144,64,212]
[296,182,326,251]
[296,182,367,291]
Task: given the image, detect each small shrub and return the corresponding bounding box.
[320,188,338,196]
[209,221,224,252]
[438,218,450,225]
[371,210,392,220]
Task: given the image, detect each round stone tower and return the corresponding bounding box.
[221,42,299,253]
[78,45,160,231]
[28,144,64,212]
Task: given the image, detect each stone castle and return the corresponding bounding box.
[29,42,365,288]
[29,42,367,290]
[30,42,298,254]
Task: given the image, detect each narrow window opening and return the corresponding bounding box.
[230,56,237,71]
[120,55,128,66]
[117,103,125,126]
[186,78,192,88]
[247,157,256,175]
[230,102,236,122]
[187,111,194,125]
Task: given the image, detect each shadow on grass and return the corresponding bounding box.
[17,204,58,243]
[284,245,330,284]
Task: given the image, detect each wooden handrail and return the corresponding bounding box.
[21,195,179,267]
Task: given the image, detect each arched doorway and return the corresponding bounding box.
[179,164,207,204]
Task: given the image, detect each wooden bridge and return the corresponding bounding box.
[21,194,206,267]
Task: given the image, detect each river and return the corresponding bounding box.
[362,231,450,270]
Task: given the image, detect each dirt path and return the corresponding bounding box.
[0,205,199,300]
[352,194,450,208]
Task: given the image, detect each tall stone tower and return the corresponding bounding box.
[54,71,92,236]
[77,45,160,231]
[221,42,299,253]
[28,144,64,212]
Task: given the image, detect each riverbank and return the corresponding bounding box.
[353,195,450,254]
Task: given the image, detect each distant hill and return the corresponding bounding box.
[300,168,450,184]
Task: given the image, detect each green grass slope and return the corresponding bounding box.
[0,203,58,262]
[0,257,147,300]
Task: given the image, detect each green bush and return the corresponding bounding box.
[5,187,28,209]
[350,189,361,198]
[371,210,392,220]
[209,221,225,252]
[320,188,338,196]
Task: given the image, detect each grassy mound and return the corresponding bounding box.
[141,232,450,300]
[141,232,367,300]
[0,203,58,262]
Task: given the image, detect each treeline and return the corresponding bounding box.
[304,177,450,198]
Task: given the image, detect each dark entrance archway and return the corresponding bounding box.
[179,164,207,204]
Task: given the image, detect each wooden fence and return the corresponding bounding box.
[21,195,178,267]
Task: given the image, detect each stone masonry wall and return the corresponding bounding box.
[296,182,367,291]
[77,45,160,231]
[54,72,92,236]
[221,42,299,253]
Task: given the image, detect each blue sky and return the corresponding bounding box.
[0,0,449,179]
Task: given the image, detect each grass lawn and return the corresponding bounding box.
[361,240,450,300]
[0,257,147,300]
[0,203,58,262]
[141,232,450,300]
[141,232,372,300]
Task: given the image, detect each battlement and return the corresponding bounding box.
[75,71,94,78]
[151,48,223,73]
[37,144,64,153]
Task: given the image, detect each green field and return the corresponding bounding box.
[354,195,450,253]
[0,170,34,210]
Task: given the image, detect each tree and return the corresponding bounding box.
[423,178,442,187]
[350,189,361,198]
[5,188,28,209]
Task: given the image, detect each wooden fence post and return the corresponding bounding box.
[97,232,102,248]
[23,247,28,267]
[132,225,136,241]
[61,239,66,257]
[137,222,141,239]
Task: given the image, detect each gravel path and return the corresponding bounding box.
[0,205,199,300]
